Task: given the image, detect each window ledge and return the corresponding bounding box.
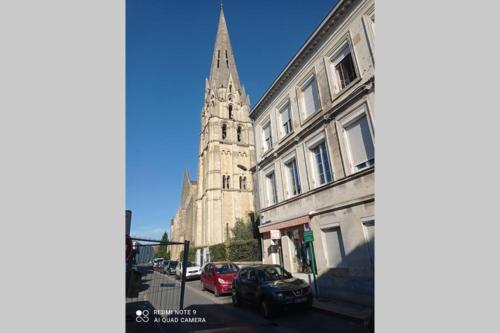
[278,130,295,144]
[301,108,323,127]
[259,166,374,213]
[330,77,362,104]
[261,148,274,159]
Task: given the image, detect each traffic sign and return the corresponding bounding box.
[304,230,314,242]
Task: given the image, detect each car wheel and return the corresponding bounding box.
[260,299,274,319]
[214,287,220,297]
[232,291,241,307]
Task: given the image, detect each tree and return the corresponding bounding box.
[155,232,170,259]
[231,218,254,240]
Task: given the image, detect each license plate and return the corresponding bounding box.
[294,297,307,303]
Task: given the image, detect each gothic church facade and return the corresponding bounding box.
[170,6,255,258]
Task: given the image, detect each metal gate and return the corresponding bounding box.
[126,238,190,329]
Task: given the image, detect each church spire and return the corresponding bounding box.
[208,5,241,92]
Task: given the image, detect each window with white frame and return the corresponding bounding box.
[300,75,321,118]
[344,113,374,172]
[285,158,301,196]
[262,122,273,152]
[266,172,278,206]
[311,141,333,185]
[330,42,358,94]
[279,102,293,137]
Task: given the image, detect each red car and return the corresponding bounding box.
[201,262,240,297]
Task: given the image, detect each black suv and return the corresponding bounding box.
[231,264,313,318]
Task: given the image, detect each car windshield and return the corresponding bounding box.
[258,266,293,281]
[214,263,238,274]
[169,261,178,267]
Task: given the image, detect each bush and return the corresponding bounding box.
[209,243,227,261]
[227,239,261,261]
[179,246,199,262]
[231,218,254,240]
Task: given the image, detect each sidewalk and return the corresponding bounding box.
[292,272,373,323]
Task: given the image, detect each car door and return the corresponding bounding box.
[236,268,249,302]
[202,264,211,290]
[245,269,259,305]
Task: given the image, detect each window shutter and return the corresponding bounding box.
[302,79,319,117]
[346,116,374,168]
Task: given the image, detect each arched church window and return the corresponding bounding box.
[229,84,232,93]
[222,175,226,189]
[242,177,247,190]
[239,176,242,189]
[226,175,230,189]
[222,124,227,139]
[228,105,233,119]
[237,126,242,142]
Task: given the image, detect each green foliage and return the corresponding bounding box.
[154,232,170,259]
[227,239,261,261]
[231,218,254,240]
[209,243,227,261]
[179,246,198,262]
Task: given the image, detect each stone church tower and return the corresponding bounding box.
[195,6,255,247]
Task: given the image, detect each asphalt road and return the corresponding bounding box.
[127,270,365,333]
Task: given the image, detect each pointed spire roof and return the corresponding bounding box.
[208,6,241,91]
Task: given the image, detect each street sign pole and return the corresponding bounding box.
[179,240,190,310]
[308,243,320,298]
[304,230,319,298]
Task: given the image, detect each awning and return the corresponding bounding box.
[258,215,311,234]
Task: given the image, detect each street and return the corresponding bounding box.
[128,270,365,333]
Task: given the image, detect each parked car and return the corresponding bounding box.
[175,261,201,280]
[231,265,312,318]
[164,260,178,275]
[153,258,164,270]
[201,262,239,297]
[161,260,170,273]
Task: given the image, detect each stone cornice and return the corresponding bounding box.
[250,0,357,120]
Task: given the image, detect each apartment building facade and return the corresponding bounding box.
[250,0,375,306]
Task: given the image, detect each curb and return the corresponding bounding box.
[310,303,373,324]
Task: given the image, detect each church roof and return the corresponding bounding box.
[208,6,241,91]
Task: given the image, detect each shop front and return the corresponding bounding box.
[259,215,312,274]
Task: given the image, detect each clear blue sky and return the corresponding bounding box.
[126,0,338,240]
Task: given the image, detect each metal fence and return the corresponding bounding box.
[126,238,190,331]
